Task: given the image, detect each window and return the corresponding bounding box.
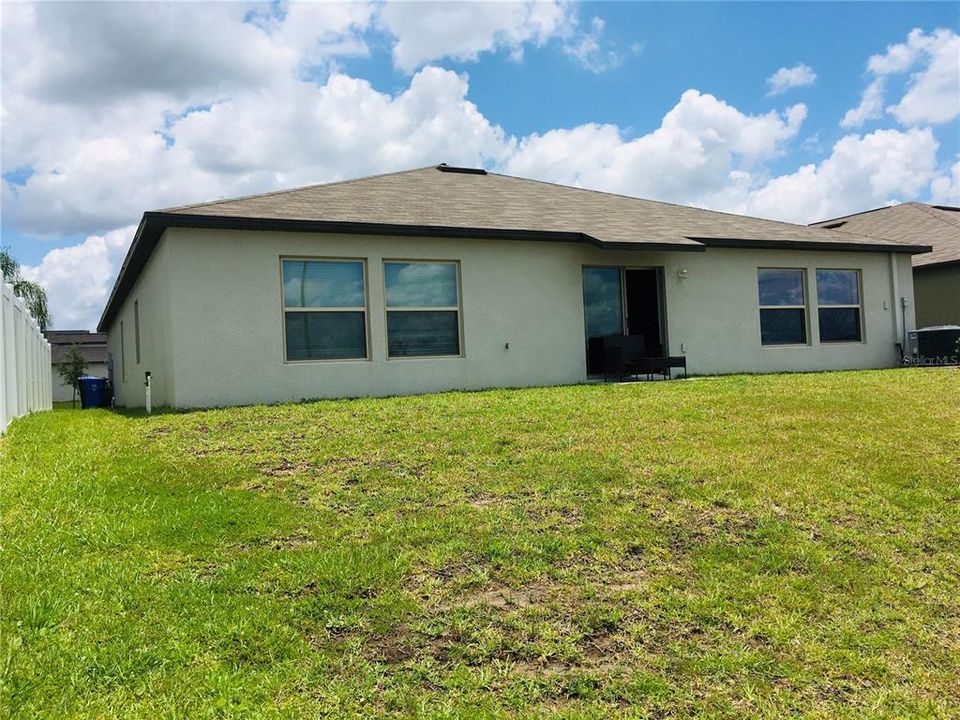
[281,259,368,361]
[134,300,141,364]
[817,269,862,342]
[384,261,461,357]
[582,267,624,341]
[120,321,126,382]
[758,268,808,345]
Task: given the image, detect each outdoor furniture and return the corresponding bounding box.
[602,334,687,380]
[645,355,688,380]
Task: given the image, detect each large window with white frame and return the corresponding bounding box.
[816,269,863,343]
[384,260,462,358]
[758,268,808,345]
[281,258,368,361]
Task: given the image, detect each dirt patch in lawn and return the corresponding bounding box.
[240,530,317,552]
[455,582,540,610]
[257,458,317,477]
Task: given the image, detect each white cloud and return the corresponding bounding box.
[562,16,636,73]
[930,161,960,206]
[4,66,512,237]
[503,97,940,226]
[868,28,932,75]
[506,90,807,203]
[840,78,886,128]
[378,0,575,72]
[766,63,817,96]
[842,28,960,127]
[2,3,316,107]
[20,226,136,330]
[737,128,940,223]
[886,29,960,125]
[0,1,375,182]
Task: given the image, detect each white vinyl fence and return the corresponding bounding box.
[1,282,53,434]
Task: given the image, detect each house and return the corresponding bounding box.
[811,203,959,328]
[98,165,929,409]
[45,330,108,402]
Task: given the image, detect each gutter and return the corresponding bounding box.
[690,236,932,255]
[913,258,960,271]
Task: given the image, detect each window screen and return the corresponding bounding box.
[817,269,862,342]
[384,261,461,357]
[758,269,808,345]
[281,259,367,360]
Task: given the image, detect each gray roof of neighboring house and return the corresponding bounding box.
[811,203,960,269]
[98,165,931,331]
[45,330,108,365]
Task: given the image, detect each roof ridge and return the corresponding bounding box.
[486,170,843,234]
[911,202,960,229]
[160,165,438,213]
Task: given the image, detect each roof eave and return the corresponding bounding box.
[691,236,932,254]
[151,211,707,250]
[97,214,151,333]
[913,258,960,270]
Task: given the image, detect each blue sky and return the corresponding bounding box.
[1,1,958,329]
[344,2,957,158]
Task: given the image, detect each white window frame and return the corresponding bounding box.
[279,256,371,364]
[758,267,810,347]
[816,268,865,344]
[383,259,464,360]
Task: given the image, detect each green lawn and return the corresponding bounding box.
[2,369,959,719]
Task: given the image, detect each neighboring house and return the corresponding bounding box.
[98,165,928,409]
[45,330,108,402]
[812,203,960,328]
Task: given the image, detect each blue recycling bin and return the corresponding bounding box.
[77,376,108,409]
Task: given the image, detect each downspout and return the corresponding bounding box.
[889,253,904,361]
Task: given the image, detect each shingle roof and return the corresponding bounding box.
[164,165,927,250]
[811,203,960,269]
[45,330,108,364]
[98,165,931,331]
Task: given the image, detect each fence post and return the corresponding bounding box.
[0,282,54,433]
[2,285,14,430]
[0,284,7,433]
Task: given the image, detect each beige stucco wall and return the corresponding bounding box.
[106,228,919,408]
[52,361,108,403]
[914,264,960,328]
[105,238,175,408]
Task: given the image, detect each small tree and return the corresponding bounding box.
[57,344,88,409]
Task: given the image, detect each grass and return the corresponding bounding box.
[2,368,959,719]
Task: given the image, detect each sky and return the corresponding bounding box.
[1,1,958,331]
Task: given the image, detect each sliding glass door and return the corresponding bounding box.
[582,266,666,375]
[583,267,624,375]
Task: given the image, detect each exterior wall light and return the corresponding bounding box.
[677,268,689,280]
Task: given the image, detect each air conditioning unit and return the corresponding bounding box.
[909,326,960,366]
